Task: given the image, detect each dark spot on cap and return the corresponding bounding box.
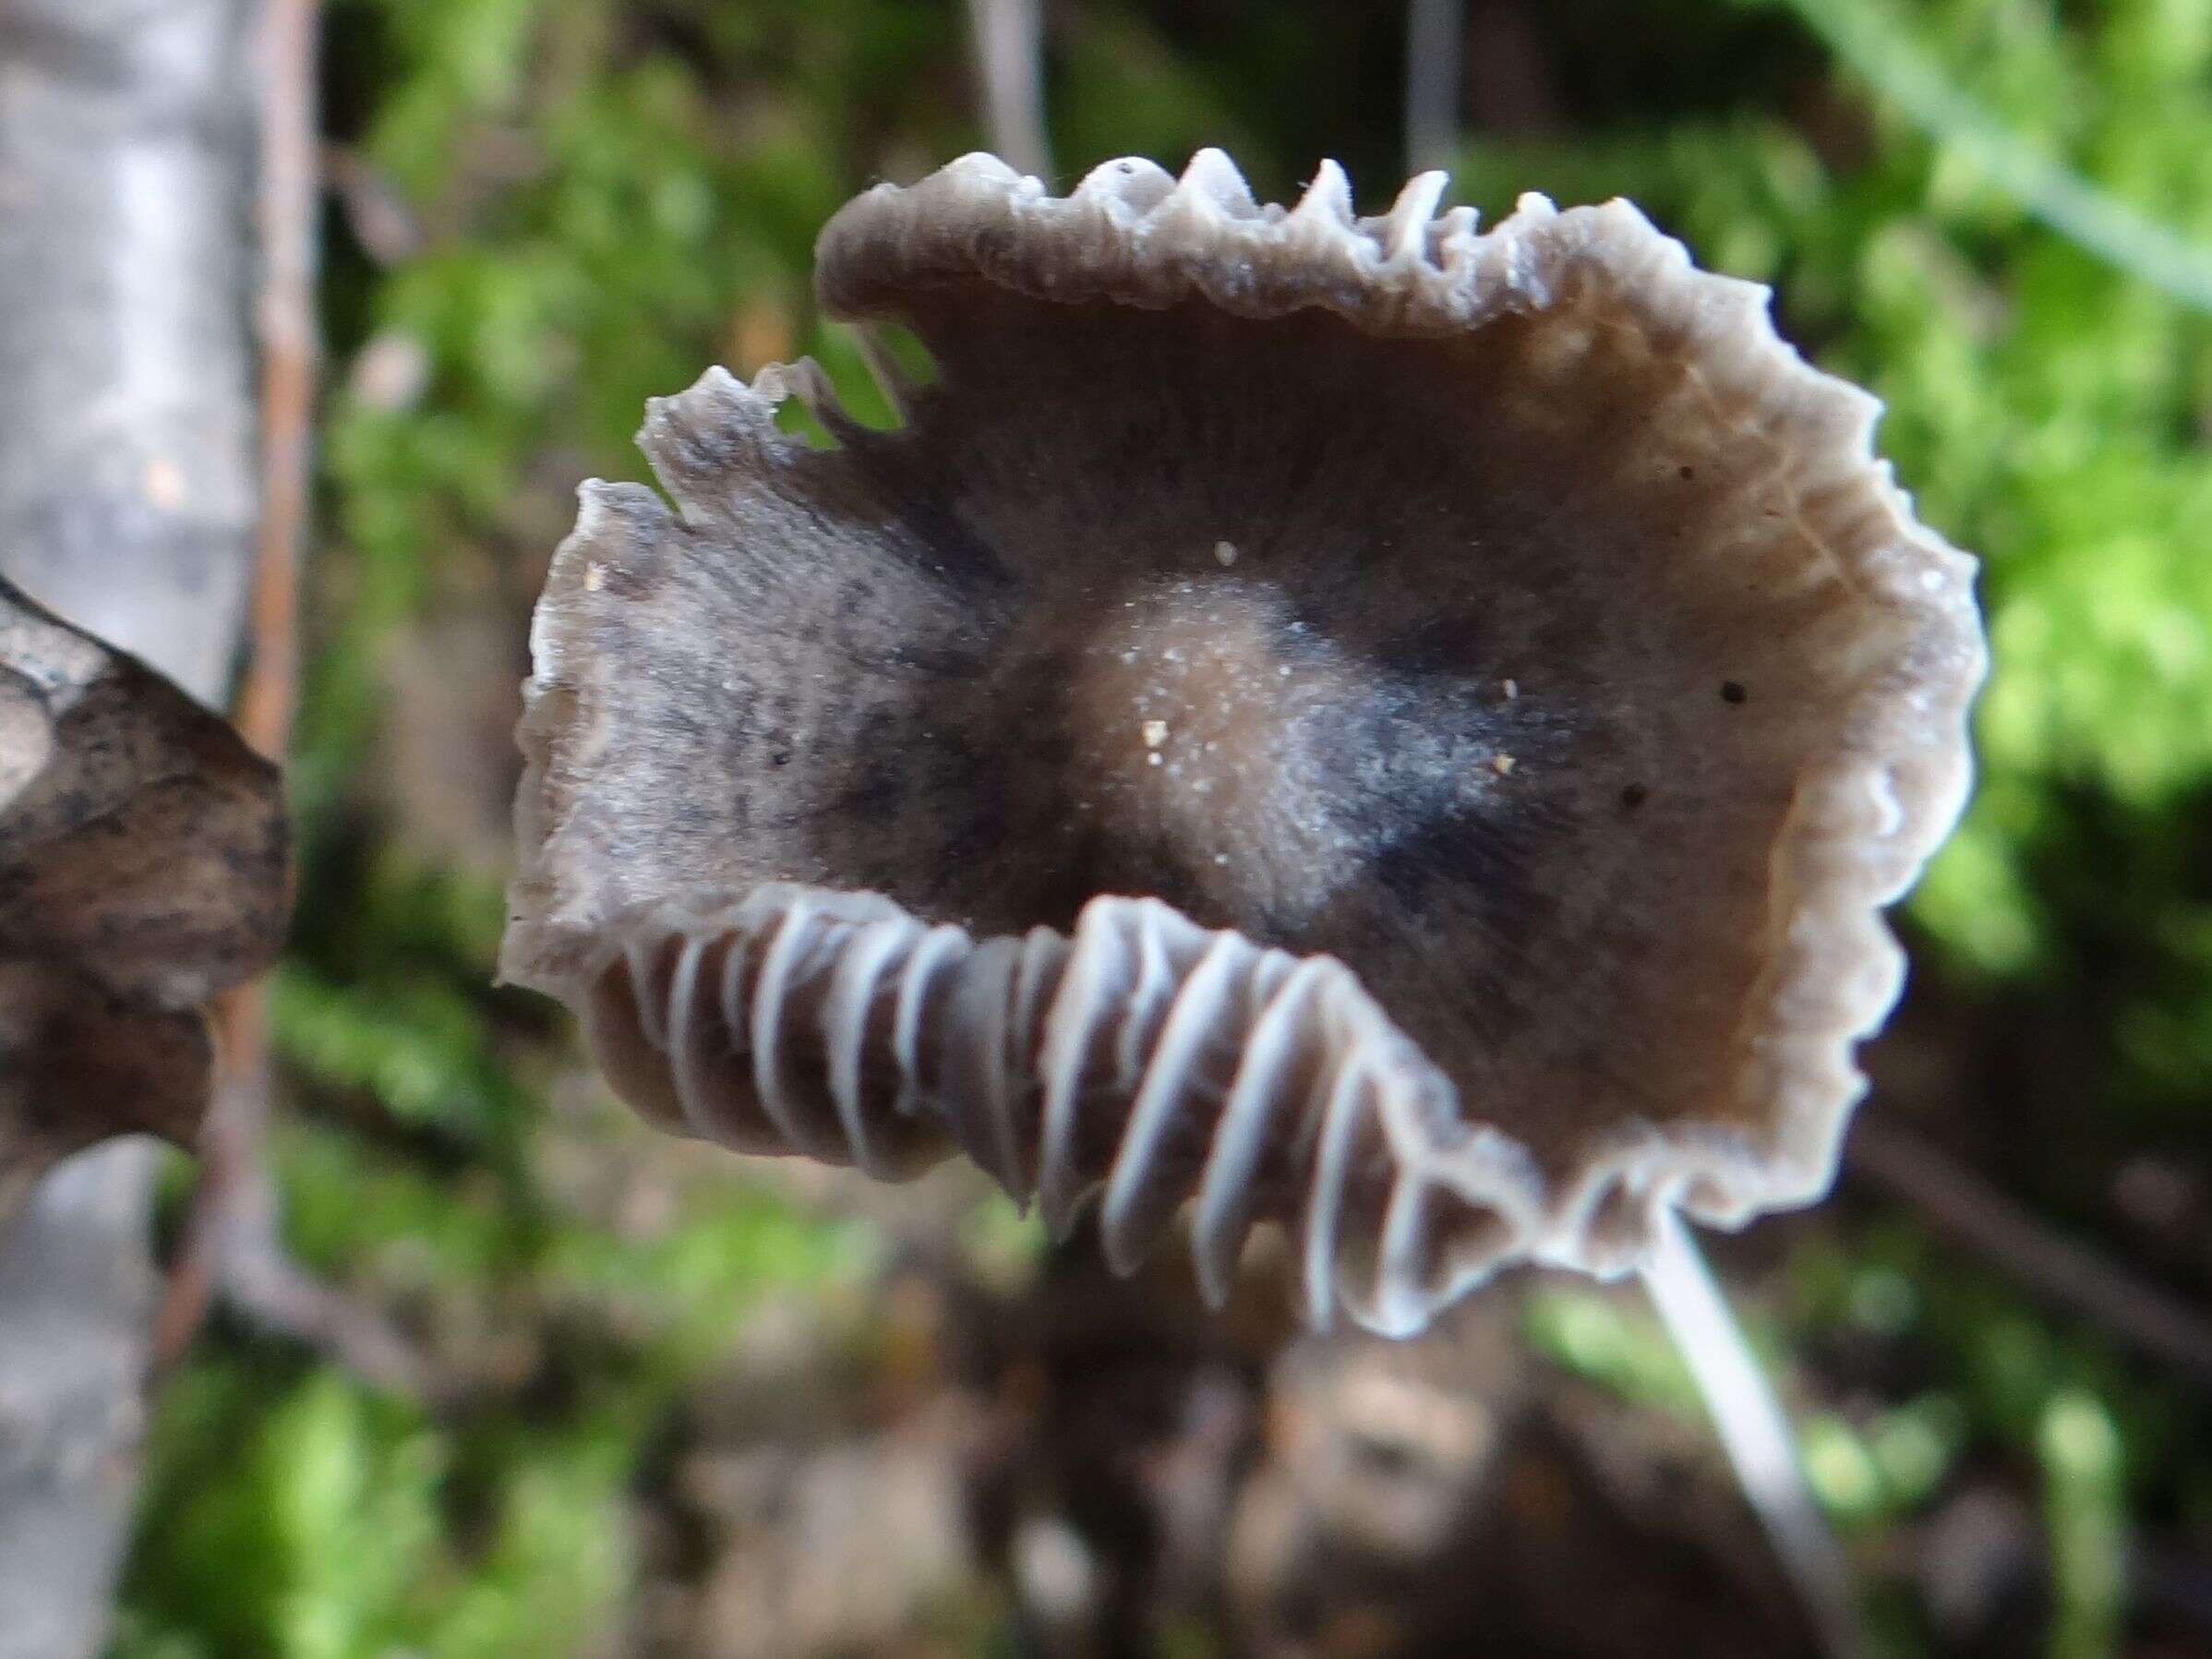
[1677,464,1695,480]
[1376,614,1480,678]
[1620,784,1648,811]
[1720,680,1747,704]
[770,750,792,766]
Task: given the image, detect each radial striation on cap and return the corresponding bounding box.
[503,150,1986,1334]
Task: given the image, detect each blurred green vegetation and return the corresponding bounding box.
[114,1,2212,1654]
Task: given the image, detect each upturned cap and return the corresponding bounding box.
[504,151,1985,1333]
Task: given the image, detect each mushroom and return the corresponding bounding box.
[501,151,1984,1340]
[0,577,289,1221]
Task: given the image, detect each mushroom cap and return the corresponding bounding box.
[0,577,289,1219]
[502,151,1985,1334]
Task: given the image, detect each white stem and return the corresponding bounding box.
[1404,0,1464,174]
[1641,1208,1864,1658]
[965,0,1052,182]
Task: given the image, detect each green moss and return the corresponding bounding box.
[114,1359,637,1659]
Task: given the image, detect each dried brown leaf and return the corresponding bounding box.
[0,578,287,1219]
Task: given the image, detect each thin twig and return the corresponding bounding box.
[155,0,429,1396]
[154,0,320,1363]
[1404,0,1464,174]
[219,1213,437,1397]
[1641,1209,1865,1658]
[234,0,318,762]
[1847,1119,2212,1390]
[1786,0,2212,312]
[964,0,1052,180]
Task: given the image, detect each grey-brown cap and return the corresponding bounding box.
[503,151,1985,1335]
[0,577,289,1221]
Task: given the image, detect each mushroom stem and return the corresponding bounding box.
[1639,1208,1864,1659]
[963,0,1052,182]
[1404,0,1464,173]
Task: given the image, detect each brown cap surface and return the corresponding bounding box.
[0,578,289,1219]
